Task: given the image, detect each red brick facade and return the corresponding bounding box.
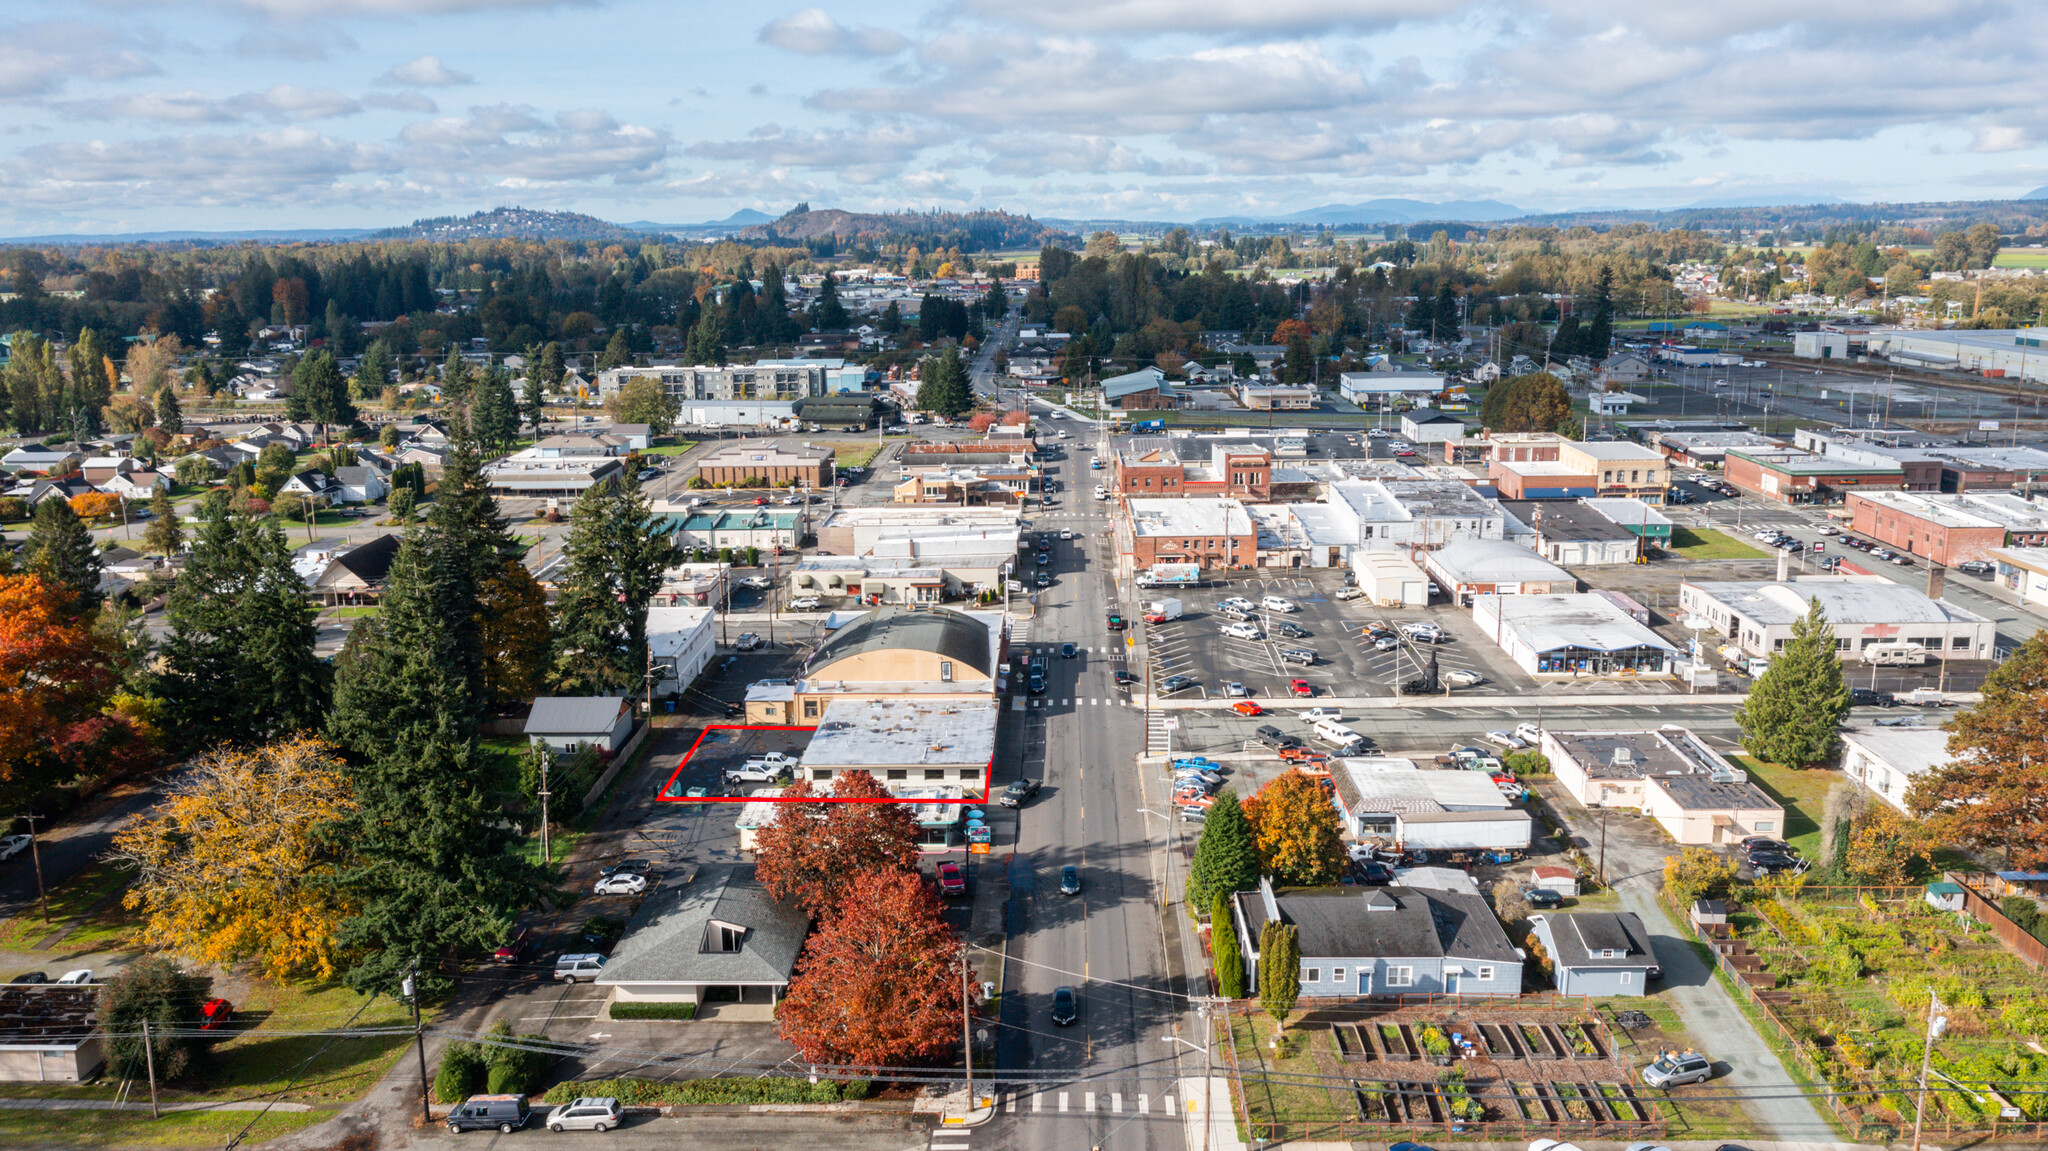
[1130,530,1256,570]
[1847,495,2009,566]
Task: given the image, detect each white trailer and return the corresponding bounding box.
[1395,809,1534,853]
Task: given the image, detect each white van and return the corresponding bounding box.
[1312,719,1363,748]
[1862,642,1929,667]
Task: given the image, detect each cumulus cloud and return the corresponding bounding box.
[0,21,157,101]
[955,0,1467,35]
[381,55,473,87]
[759,9,907,57]
[399,104,670,183]
[687,123,948,183]
[231,28,357,60]
[214,0,583,15]
[0,126,387,210]
[363,91,440,113]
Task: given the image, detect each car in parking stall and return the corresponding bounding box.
[1273,621,1310,638]
[1288,678,1314,697]
[1231,700,1263,716]
[1159,674,1198,695]
[1218,596,1258,613]
[936,861,967,896]
[1280,647,1318,666]
[1262,595,1298,613]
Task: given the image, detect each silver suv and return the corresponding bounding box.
[1641,1050,1713,1088]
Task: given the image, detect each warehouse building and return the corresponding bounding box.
[1422,539,1576,605]
[1501,501,1641,566]
[1846,491,2010,566]
[1678,576,1997,659]
[1539,726,1784,845]
[1724,446,1904,505]
[1472,593,1677,679]
[693,442,835,488]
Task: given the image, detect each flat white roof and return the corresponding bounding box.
[1428,539,1573,584]
[1127,497,1253,537]
[1849,491,2003,530]
[1339,761,1512,813]
[1683,577,1991,627]
[1566,441,1664,462]
[802,699,999,768]
[1839,726,1952,776]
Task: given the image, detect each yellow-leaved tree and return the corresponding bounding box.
[112,737,358,981]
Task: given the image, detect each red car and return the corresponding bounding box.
[199,998,233,1031]
[1278,746,1329,764]
[936,861,967,896]
[1231,700,1264,717]
[1289,679,1313,698]
[491,927,531,965]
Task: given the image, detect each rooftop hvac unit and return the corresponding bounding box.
[1611,747,1633,766]
[1710,769,1748,784]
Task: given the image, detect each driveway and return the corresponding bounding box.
[1533,783,1837,1142]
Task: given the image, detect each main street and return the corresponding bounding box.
[981,437,1201,1151]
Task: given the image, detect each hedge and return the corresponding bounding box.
[608,1002,696,1021]
[540,1077,872,1107]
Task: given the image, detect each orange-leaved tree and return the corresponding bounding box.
[776,867,965,1066]
[754,770,921,918]
[111,737,359,981]
[0,573,117,784]
[1242,770,1346,886]
[1913,629,2048,869]
[68,492,124,521]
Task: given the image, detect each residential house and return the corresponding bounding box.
[1838,726,1948,814]
[305,534,401,606]
[79,457,138,486]
[647,605,717,698]
[3,445,80,474]
[1528,913,1658,996]
[1101,367,1181,410]
[1599,352,1653,384]
[1233,879,1521,998]
[525,696,635,755]
[102,471,168,501]
[332,467,388,504]
[594,863,809,1013]
[280,470,339,505]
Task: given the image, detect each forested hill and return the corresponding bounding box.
[370,207,656,243]
[738,208,1073,253]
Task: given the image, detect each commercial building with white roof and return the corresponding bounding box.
[1839,726,1950,814]
[1473,593,1677,679]
[1678,576,1996,660]
[1123,497,1256,570]
[797,698,998,794]
[1422,539,1577,605]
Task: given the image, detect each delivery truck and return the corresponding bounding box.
[1136,562,1202,588]
[1143,598,1183,623]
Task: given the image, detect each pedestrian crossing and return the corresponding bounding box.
[1024,697,1132,708]
[1004,1088,1181,1116]
[1025,643,1128,661]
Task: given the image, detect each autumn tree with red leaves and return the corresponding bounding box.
[775,867,965,1066]
[0,574,118,789]
[753,770,921,917]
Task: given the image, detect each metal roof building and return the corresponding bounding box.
[1473,593,1677,679]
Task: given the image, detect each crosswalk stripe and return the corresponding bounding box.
[1084,1092,1097,1112]
[1004,1092,1015,1113]
[932,1144,972,1150]
[1111,1092,1123,1113]
[1057,1092,1069,1113]
[1164,1094,1175,1112]
[1138,1094,1149,1115]
[1032,1092,1042,1113]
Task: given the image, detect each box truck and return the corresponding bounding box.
[1143,598,1183,623]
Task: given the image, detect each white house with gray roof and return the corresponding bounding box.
[524,696,634,754]
[1232,878,1520,999]
[596,863,809,1013]
[1528,912,1658,997]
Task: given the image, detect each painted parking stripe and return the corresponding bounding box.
[1111,1092,1123,1113]
[1138,1094,1150,1115]
[1164,1094,1176,1111]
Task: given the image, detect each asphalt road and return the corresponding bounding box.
[984,453,1196,1151]
[0,776,174,924]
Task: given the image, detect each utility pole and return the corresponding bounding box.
[14,813,48,920]
[537,751,552,866]
[960,951,973,1109]
[140,1017,160,1119]
[405,965,432,1128]
[1910,991,1946,1151]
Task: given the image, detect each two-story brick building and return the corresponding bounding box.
[1125,498,1256,570]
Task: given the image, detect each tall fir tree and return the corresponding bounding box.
[1187,790,1259,912]
[25,497,101,611]
[155,385,182,435]
[293,351,355,445]
[156,507,326,747]
[440,347,473,404]
[597,329,632,370]
[811,273,848,330]
[1257,921,1300,1031]
[548,475,680,695]
[140,488,182,557]
[471,366,519,453]
[1735,597,1850,767]
[1211,892,1245,998]
[354,339,396,401]
[1586,265,1616,361]
[685,307,725,365]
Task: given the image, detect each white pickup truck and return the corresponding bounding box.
[726,752,801,783]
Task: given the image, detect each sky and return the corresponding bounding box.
[5,0,2048,235]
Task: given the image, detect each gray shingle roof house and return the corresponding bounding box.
[1527,911,1659,997]
[524,696,634,753]
[596,864,809,1012]
[1233,879,1521,999]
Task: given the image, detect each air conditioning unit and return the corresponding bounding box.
[1710,769,1747,784]
[1611,747,1633,767]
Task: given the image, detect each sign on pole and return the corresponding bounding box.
[1163,717,1180,731]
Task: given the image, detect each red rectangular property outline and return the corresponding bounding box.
[655,723,993,805]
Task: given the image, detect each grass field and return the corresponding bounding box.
[1726,755,1830,857]
[1666,526,1769,560]
[641,440,699,456]
[0,860,141,954]
[1994,249,2048,268]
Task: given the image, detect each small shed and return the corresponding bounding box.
[525,696,634,754]
[1690,898,1730,932]
[1531,865,1580,896]
[1349,549,1429,608]
[1925,881,1966,913]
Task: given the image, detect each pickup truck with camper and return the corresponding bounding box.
[726,752,800,783]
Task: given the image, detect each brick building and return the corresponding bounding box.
[1113,440,1272,500]
[1724,447,1903,505]
[1125,498,1256,570]
[1848,491,2047,565]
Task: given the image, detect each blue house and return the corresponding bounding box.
[1233,879,1521,999]
[1528,911,1659,997]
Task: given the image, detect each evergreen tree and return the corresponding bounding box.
[879,300,902,334]
[1433,282,1458,341]
[1586,265,1616,361]
[812,273,848,330]
[26,497,101,611]
[1187,790,1259,911]
[355,339,397,401]
[914,348,972,418]
[1551,314,1583,360]
[982,281,1007,321]
[548,475,680,695]
[141,488,182,557]
[440,348,473,404]
[537,341,566,389]
[1211,891,1244,998]
[156,386,183,435]
[1257,921,1299,1031]
[684,307,725,365]
[156,507,326,747]
[293,351,356,444]
[1735,597,1850,767]
[597,329,632,370]
[1404,291,1435,334]
[472,366,519,453]
[517,345,548,439]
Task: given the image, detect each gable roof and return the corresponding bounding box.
[326,535,401,584]
[1102,367,1170,398]
[1238,881,1518,964]
[526,696,628,736]
[597,864,809,986]
[1539,911,1657,970]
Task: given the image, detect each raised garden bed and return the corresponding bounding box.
[1527,1081,1563,1124]
[1520,1022,1565,1060]
[1551,1081,1596,1123]
[1565,1021,1605,1060]
[1353,1080,1398,1122]
[1479,1022,1520,1059]
[1599,1081,1647,1122]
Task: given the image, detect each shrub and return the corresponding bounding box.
[98,957,213,1082]
[2001,896,2041,936]
[609,1002,696,1021]
[433,1042,487,1103]
[540,1076,868,1106]
[479,1023,552,1096]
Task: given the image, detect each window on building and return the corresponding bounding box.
[1600,948,1619,958]
[803,700,819,718]
[1332,967,1346,981]
[1754,820,1774,832]
[959,768,981,781]
[1953,636,1971,649]
[812,769,832,781]
[925,769,946,780]
[1773,638,1786,652]
[1386,966,1414,987]
[1619,971,1633,984]
[886,769,908,780]
[940,661,954,682]
[1476,966,1495,982]
[1302,967,1319,983]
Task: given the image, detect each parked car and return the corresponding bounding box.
[1514,722,1543,744]
[1273,621,1309,638]
[1218,597,1257,613]
[1288,679,1313,697]
[1354,860,1395,885]
[1262,596,1298,613]
[1373,634,1401,651]
[54,969,94,985]
[199,997,234,1030]
[1232,700,1265,716]
[547,1097,622,1133]
[593,873,647,896]
[7,972,47,984]
[554,954,606,983]
[1958,559,1996,576]
[787,596,822,610]
[1051,986,1078,1025]
[936,861,967,896]
[1252,725,1301,750]
[491,927,533,964]
[1335,585,1367,600]
[1060,865,1081,896]
[1159,675,1197,694]
[0,834,29,862]
[1641,1050,1714,1088]
[1301,707,1343,722]
[733,632,763,651]
[448,1095,533,1134]
[1523,887,1566,909]
[1849,687,1895,708]
[1000,778,1042,807]
[1484,730,1527,750]
[1280,647,1318,666]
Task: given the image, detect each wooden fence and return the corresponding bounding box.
[1947,871,2048,970]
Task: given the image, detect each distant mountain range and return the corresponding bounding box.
[370,206,655,243]
[1185,199,1525,227]
[623,209,774,234]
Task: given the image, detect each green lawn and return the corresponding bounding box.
[1993,249,2048,268]
[0,1107,327,1148]
[1727,755,1831,857]
[641,441,699,456]
[0,860,141,954]
[1666,526,1769,560]
[327,606,381,619]
[821,442,882,468]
